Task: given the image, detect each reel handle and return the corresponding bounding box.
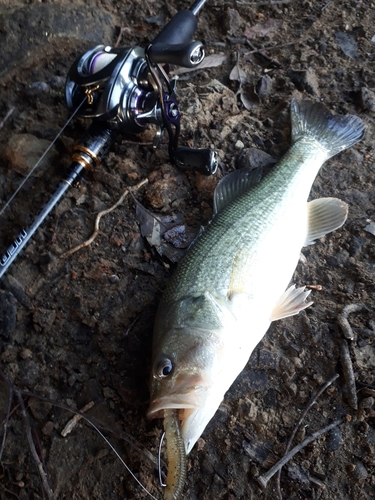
[147,41,204,68]
[173,147,218,176]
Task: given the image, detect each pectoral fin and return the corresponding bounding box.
[270,285,312,321]
[305,198,348,246]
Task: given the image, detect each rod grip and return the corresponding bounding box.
[152,10,197,45]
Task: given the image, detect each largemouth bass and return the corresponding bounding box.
[148,100,365,494]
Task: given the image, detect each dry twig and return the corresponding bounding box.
[321,0,333,11]
[0,387,13,461]
[61,401,95,437]
[15,391,55,500]
[337,303,368,341]
[275,374,339,498]
[0,107,14,130]
[245,39,282,68]
[257,418,344,489]
[62,178,148,257]
[340,339,358,410]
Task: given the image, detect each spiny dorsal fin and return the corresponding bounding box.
[213,167,262,215]
[270,285,312,321]
[304,197,348,246]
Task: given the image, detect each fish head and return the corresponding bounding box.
[147,326,225,455]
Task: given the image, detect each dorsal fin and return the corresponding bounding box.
[213,167,262,215]
[304,197,348,246]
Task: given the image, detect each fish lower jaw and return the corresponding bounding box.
[147,400,197,420]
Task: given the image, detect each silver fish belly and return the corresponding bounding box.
[148,100,365,460]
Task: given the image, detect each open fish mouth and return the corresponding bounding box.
[148,388,209,455]
[147,394,199,423]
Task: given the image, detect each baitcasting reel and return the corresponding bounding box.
[65,3,217,175]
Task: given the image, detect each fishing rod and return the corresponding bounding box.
[0,0,217,279]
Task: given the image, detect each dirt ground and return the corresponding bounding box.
[0,0,374,499]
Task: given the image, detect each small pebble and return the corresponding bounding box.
[49,76,65,89]
[26,81,50,95]
[359,396,374,409]
[20,349,32,360]
[326,426,343,452]
[364,221,375,235]
[109,274,120,283]
[349,461,368,481]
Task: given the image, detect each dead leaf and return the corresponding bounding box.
[229,65,248,84]
[244,19,283,39]
[239,85,259,111]
[164,224,196,249]
[171,53,227,76]
[136,205,177,248]
[135,205,198,260]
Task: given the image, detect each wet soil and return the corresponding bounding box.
[0,1,375,499]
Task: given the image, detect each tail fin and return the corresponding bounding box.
[291,99,365,159]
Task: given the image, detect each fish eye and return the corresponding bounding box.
[155,357,173,379]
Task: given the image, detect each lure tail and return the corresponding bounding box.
[291,99,365,158]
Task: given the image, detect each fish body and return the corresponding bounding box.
[148,100,365,459]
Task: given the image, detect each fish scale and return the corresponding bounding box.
[162,140,326,305]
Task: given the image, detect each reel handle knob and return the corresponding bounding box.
[173,147,218,176]
[148,42,204,68]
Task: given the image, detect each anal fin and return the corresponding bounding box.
[305,197,348,246]
[270,285,313,321]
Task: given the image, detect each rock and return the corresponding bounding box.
[2,274,29,308]
[359,396,374,409]
[348,461,368,481]
[364,221,375,236]
[220,8,243,36]
[326,426,343,452]
[236,147,276,171]
[235,140,245,149]
[360,87,375,112]
[49,76,65,89]
[335,31,358,59]
[2,133,58,176]
[255,75,273,98]
[0,290,17,339]
[287,68,320,96]
[26,81,49,96]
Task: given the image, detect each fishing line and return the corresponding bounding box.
[0,96,87,216]
[84,419,159,500]
[158,431,167,487]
